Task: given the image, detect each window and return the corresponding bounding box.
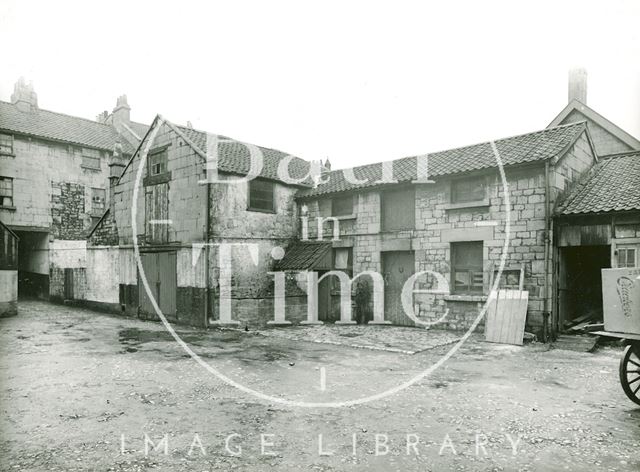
[148,148,168,176]
[0,133,14,155]
[451,176,486,204]
[451,241,484,293]
[91,187,106,211]
[618,246,637,268]
[248,179,275,212]
[82,148,101,170]
[0,177,13,207]
[331,195,354,217]
[382,187,415,231]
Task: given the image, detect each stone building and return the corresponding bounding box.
[86,115,313,326]
[293,121,597,332]
[0,78,146,300]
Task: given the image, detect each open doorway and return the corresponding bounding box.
[558,245,610,327]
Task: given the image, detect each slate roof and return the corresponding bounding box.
[556,151,640,215]
[0,100,136,153]
[171,121,313,186]
[274,241,332,270]
[298,121,588,198]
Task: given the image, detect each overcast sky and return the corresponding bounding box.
[1,0,639,168]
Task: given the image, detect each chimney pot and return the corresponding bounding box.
[568,68,587,104]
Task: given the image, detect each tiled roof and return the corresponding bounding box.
[275,241,332,270]
[174,123,313,186]
[298,121,588,198]
[556,151,640,215]
[0,100,136,153]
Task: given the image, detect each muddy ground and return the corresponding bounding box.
[0,301,638,471]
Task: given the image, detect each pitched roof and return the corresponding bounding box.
[0,100,136,153]
[298,121,588,198]
[165,118,313,186]
[556,151,640,215]
[548,99,640,150]
[274,241,332,270]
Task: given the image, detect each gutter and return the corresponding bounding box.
[543,160,553,338]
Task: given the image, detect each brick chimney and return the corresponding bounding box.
[11,77,38,112]
[111,94,131,131]
[568,68,587,104]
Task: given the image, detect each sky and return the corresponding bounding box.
[0,0,639,168]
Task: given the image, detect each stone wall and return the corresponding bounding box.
[560,109,634,156]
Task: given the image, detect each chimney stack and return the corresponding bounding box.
[568,68,587,104]
[111,94,131,132]
[11,77,38,112]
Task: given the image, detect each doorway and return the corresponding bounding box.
[558,245,610,326]
[382,251,415,326]
[138,251,177,320]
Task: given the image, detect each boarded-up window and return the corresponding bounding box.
[382,188,415,231]
[82,148,101,170]
[451,241,483,293]
[248,179,275,212]
[0,133,14,155]
[0,177,13,207]
[92,187,106,211]
[451,176,486,203]
[148,147,168,176]
[618,246,637,268]
[332,195,354,216]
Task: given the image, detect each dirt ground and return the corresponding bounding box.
[1,301,639,472]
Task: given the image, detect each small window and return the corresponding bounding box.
[333,248,352,271]
[382,188,415,231]
[332,195,354,216]
[618,246,637,268]
[0,133,14,155]
[92,188,106,211]
[451,176,486,204]
[148,148,168,176]
[451,241,484,293]
[248,179,275,212]
[82,148,101,170]
[0,176,13,207]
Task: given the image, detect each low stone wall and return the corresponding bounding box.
[0,270,18,317]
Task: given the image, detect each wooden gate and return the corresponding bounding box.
[138,251,177,320]
[382,251,415,326]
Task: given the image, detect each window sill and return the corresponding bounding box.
[0,205,16,211]
[443,199,490,211]
[247,207,276,214]
[144,171,172,186]
[0,152,15,157]
[81,165,101,172]
[330,214,356,221]
[444,294,487,302]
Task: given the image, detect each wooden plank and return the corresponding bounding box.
[485,289,529,345]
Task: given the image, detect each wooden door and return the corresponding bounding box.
[382,251,415,326]
[64,268,74,300]
[138,251,176,320]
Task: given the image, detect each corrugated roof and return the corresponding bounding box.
[556,151,640,215]
[275,241,332,270]
[0,100,136,153]
[298,121,588,198]
[173,123,313,186]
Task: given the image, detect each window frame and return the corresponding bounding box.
[617,245,638,268]
[381,187,416,231]
[450,241,484,294]
[91,187,106,212]
[0,133,14,156]
[81,148,101,170]
[450,175,487,204]
[248,178,276,213]
[147,147,169,177]
[0,176,14,208]
[331,194,354,217]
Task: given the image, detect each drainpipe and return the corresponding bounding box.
[204,174,211,328]
[543,161,552,340]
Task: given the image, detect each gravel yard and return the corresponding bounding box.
[1,300,639,471]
